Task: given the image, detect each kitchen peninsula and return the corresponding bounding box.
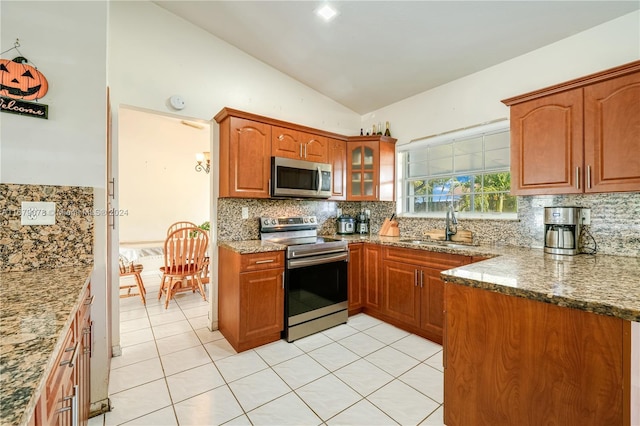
[219,235,640,425]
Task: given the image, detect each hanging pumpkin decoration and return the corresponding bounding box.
[0,56,49,101]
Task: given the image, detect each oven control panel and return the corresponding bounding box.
[260,216,317,232]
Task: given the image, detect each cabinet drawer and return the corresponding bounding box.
[383,246,470,270]
[240,251,284,272]
[45,325,76,416]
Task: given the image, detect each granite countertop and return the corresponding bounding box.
[218,236,640,323]
[0,265,93,426]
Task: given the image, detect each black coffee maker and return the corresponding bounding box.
[355,211,370,235]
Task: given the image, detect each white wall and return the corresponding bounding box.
[0,0,110,414]
[363,10,640,146]
[108,1,361,134]
[107,1,363,349]
[118,107,210,243]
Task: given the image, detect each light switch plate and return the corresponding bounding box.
[241,207,249,219]
[21,201,56,225]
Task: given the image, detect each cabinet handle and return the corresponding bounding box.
[84,295,94,306]
[304,144,307,158]
[60,342,79,368]
[375,185,379,199]
[420,270,424,288]
[278,134,284,141]
[575,166,580,190]
[414,269,418,286]
[56,385,78,426]
[587,165,592,189]
[268,179,271,197]
[282,271,285,289]
[300,144,303,158]
[255,259,274,264]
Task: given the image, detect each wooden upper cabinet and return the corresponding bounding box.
[584,71,640,193]
[509,89,584,195]
[272,126,328,163]
[272,126,301,160]
[328,138,347,200]
[300,132,328,163]
[503,60,640,195]
[346,135,396,201]
[218,116,271,198]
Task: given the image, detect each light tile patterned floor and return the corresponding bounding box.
[89,274,445,425]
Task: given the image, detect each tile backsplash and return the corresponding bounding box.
[217,191,639,257]
[0,183,94,272]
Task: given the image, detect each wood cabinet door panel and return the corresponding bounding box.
[382,261,420,326]
[348,243,363,312]
[301,132,328,163]
[584,71,640,193]
[328,138,347,200]
[229,117,271,198]
[363,244,382,310]
[272,126,301,160]
[239,269,284,341]
[420,269,444,337]
[444,283,625,426]
[510,89,583,195]
[347,142,379,201]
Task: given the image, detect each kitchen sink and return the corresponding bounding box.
[399,239,475,249]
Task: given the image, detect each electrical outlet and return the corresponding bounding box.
[364,209,371,217]
[21,201,56,225]
[336,208,342,217]
[580,208,591,225]
[241,207,249,219]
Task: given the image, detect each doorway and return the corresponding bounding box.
[111,105,214,356]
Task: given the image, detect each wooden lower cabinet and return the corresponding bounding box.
[32,283,91,426]
[347,243,363,315]
[363,244,382,310]
[419,268,445,338]
[444,282,631,426]
[370,246,471,343]
[218,247,284,352]
[381,260,420,326]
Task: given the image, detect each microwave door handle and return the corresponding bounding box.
[316,166,321,195]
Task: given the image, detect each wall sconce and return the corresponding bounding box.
[195,152,210,174]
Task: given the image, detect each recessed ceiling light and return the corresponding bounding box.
[316,4,338,22]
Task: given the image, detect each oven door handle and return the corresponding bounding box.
[287,251,349,269]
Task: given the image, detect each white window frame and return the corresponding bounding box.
[397,120,517,220]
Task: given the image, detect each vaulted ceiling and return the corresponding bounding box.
[154,1,639,114]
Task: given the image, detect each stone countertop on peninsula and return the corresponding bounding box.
[218,236,640,323]
[0,265,93,426]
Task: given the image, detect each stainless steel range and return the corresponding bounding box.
[260,215,349,342]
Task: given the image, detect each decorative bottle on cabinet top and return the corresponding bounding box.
[384,121,391,137]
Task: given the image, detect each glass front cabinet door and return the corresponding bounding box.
[348,141,379,200]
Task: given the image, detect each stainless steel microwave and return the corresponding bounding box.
[271,157,332,199]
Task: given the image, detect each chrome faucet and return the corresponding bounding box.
[445,205,458,241]
[445,178,458,241]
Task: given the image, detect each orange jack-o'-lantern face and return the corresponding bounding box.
[0,57,49,101]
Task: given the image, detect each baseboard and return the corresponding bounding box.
[112,344,122,357]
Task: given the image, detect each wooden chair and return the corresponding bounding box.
[167,221,198,236]
[158,227,209,309]
[119,255,146,304]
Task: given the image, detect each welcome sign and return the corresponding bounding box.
[0,96,48,119]
[0,52,49,120]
